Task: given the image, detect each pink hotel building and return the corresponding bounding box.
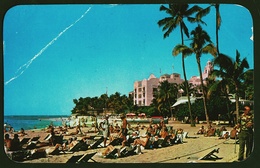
[132,61,213,106]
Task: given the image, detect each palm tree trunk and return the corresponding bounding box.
[196,54,210,126]
[235,86,240,124]
[225,92,232,125]
[215,4,220,55]
[180,24,195,127]
[223,85,233,126]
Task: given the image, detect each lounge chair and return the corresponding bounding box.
[26,137,41,149]
[199,148,222,161]
[124,145,137,157]
[183,132,188,138]
[20,138,31,145]
[105,148,119,159]
[66,152,97,163]
[6,150,30,161]
[156,135,171,147]
[43,133,52,141]
[30,136,40,142]
[118,147,128,157]
[68,141,89,152]
[45,146,64,155]
[89,136,104,149]
[19,138,31,148]
[53,135,63,145]
[174,132,185,144]
[29,148,47,159]
[108,137,123,146]
[144,139,154,149]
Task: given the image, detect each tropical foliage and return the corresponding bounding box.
[158,4,203,126]
[173,24,217,125]
[211,51,251,123]
[71,4,253,126]
[71,92,133,115]
[151,80,178,117]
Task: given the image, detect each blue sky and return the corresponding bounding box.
[3,4,253,116]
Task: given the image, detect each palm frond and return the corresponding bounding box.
[213,53,234,71]
[187,17,207,25]
[196,6,211,20]
[172,45,193,57]
[159,5,169,12]
[207,80,220,99]
[181,22,189,38]
[158,17,173,27]
[164,25,175,38]
[202,43,217,57]
[185,5,202,16]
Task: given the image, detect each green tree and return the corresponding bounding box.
[178,82,196,96]
[71,97,93,115]
[173,24,217,126]
[241,69,254,100]
[212,50,250,123]
[158,4,202,126]
[71,92,134,115]
[207,76,234,125]
[153,80,178,117]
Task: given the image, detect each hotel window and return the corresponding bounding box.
[138,94,142,98]
[138,82,142,87]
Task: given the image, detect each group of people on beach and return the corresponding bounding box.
[3,105,254,162]
[195,105,254,162]
[100,114,187,158]
[3,113,186,161]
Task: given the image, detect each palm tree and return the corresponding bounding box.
[158,4,201,126]
[215,4,221,54]
[154,80,178,117]
[212,50,250,123]
[207,76,233,125]
[173,25,217,126]
[241,69,254,100]
[196,4,221,55]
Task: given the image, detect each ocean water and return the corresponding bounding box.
[4,115,69,131]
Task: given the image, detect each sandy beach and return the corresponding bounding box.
[4,120,242,164]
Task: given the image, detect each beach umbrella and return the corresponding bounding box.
[138,113,146,117]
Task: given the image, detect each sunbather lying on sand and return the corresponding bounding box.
[101,145,120,157]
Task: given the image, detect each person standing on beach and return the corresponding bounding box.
[4,134,12,151]
[237,105,254,161]
[102,115,110,147]
[10,134,20,151]
[120,114,128,148]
